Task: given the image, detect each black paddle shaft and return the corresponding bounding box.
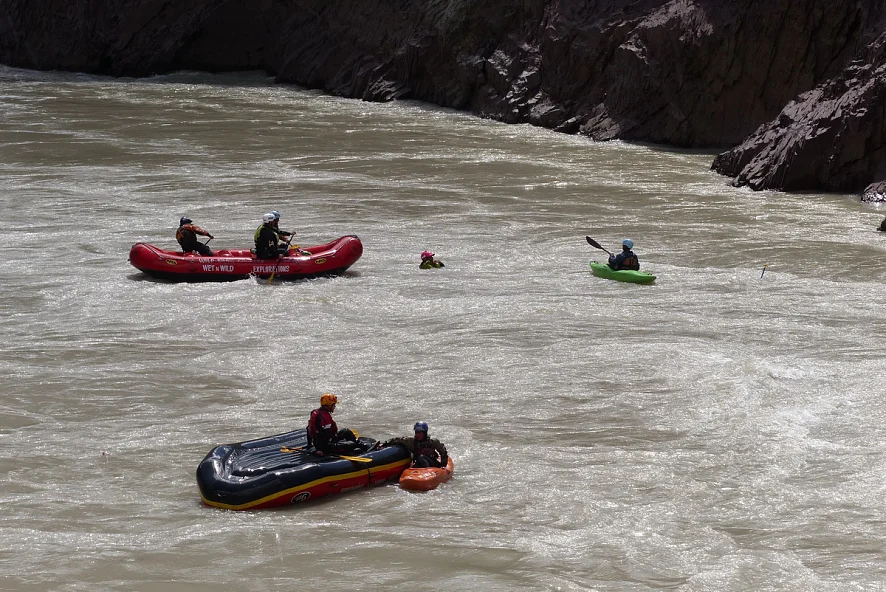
[585,236,613,256]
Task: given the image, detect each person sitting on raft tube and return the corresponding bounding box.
[254,212,291,259]
[270,210,294,244]
[607,239,640,271]
[175,217,214,256]
[419,251,445,269]
[385,421,448,468]
[306,393,359,457]
[271,211,309,255]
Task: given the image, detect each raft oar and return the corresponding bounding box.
[280,446,372,463]
[338,455,373,463]
[760,264,768,279]
[268,237,293,283]
[585,236,613,256]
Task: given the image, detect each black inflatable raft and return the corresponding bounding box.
[196,429,411,510]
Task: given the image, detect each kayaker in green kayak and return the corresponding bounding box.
[607,239,640,271]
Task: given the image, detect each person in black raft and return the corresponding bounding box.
[254,212,290,259]
[175,217,214,256]
[607,238,640,271]
[306,393,360,457]
[385,421,448,468]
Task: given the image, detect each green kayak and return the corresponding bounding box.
[589,261,656,284]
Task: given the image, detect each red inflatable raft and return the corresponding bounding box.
[129,235,362,282]
[398,457,454,491]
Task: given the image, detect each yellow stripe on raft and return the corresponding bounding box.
[200,458,412,510]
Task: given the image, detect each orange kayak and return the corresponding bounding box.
[398,457,454,491]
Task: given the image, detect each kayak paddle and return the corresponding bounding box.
[585,236,613,256]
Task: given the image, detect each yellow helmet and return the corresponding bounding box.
[320,393,338,407]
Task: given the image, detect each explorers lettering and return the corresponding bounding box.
[252,265,290,273]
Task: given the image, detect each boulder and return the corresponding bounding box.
[863,181,886,203]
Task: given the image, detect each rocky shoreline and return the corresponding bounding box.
[1,0,885,195]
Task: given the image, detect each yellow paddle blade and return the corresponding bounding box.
[339,455,372,463]
[280,447,370,462]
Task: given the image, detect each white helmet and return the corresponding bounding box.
[262,213,276,223]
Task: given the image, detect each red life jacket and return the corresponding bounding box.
[622,254,639,270]
[307,408,337,449]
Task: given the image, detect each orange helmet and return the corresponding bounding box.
[320,393,338,407]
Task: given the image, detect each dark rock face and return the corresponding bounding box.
[712,31,886,193]
[1,0,886,191]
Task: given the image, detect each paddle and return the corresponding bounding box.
[337,455,373,463]
[268,236,293,283]
[280,446,372,463]
[585,236,613,256]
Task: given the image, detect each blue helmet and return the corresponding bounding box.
[622,239,634,249]
[413,421,429,433]
[271,211,281,219]
[179,217,192,226]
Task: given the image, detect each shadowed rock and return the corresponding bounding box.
[712,31,886,192]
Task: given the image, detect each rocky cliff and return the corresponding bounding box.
[1,0,885,193]
[712,30,886,194]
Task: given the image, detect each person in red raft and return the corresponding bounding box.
[176,217,214,256]
[384,421,448,468]
[306,393,360,457]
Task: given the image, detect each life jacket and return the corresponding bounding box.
[610,250,639,271]
[306,407,337,449]
[254,224,280,258]
[413,435,440,461]
[621,253,639,271]
[254,223,281,243]
[176,225,198,248]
